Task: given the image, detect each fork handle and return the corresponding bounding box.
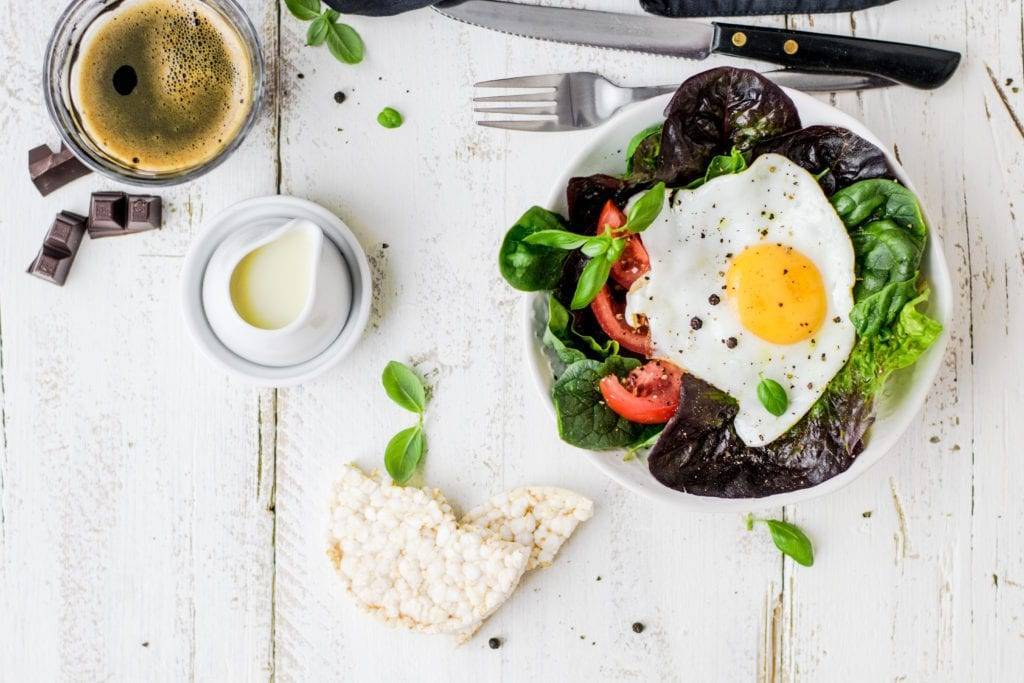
[712,23,960,90]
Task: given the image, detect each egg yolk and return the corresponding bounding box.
[725,244,826,344]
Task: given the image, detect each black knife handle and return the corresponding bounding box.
[712,23,960,90]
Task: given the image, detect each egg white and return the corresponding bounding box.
[626,153,856,447]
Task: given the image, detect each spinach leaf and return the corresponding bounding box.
[544,295,618,366]
[851,219,923,298]
[752,126,894,195]
[831,179,928,336]
[625,124,663,176]
[624,426,664,461]
[850,279,920,337]
[552,355,643,450]
[499,207,572,291]
[832,179,926,240]
[685,147,747,189]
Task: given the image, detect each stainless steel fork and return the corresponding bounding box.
[473,70,895,132]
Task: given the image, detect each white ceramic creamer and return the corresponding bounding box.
[202,217,351,367]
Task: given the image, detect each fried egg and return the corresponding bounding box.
[626,153,856,447]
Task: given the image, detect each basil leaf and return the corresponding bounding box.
[685,147,747,189]
[326,21,364,64]
[581,237,610,258]
[757,378,788,416]
[523,230,590,250]
[381,361,426,414]
[623,182,666,234]
[763,519,814,567]
[571,255,613,310]
[377,106,403,129]
[285,0,321,21]
[499,207,572,292]
[306,14,330,46]
[607,237,627,262]
[551,356,643,450]
[384,426,424,485]
[625,123,662,176]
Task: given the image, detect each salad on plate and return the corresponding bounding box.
[498,67,944,499]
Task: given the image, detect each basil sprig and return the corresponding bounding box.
[746,514,815,567]
[524,182,666,309]
[381,361,428,484]
[286,0,364,65]
[757,378,789,416]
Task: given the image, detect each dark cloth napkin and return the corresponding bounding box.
[325,0,896,17]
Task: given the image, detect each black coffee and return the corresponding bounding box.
[71,0,254,173]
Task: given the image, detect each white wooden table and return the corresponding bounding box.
[1,0,1021,680]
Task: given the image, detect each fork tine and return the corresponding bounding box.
[472,92,557,103]
[473,105,557,116]
[474,74,564,89]
[477,120,578,132]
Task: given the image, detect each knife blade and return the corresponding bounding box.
[433,0,960,90]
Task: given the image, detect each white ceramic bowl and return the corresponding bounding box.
[182,196,372,387]
[525,88,953,512]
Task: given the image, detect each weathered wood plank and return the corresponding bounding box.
[0,1,278,679]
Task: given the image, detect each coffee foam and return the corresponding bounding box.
[70,0,254,174]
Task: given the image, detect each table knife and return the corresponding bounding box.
[433,0,960,90]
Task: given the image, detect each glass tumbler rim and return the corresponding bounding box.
[43,0,265,187]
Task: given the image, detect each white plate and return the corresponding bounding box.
[525,88,953,512]
[181,195,372,387]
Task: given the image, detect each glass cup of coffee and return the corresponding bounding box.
[44,0,264,186]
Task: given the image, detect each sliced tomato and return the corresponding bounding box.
[599,360,684,425]
[610,237,650,289]
[597,200,626,232]
[590,285,651,356]
[595,200,650,289]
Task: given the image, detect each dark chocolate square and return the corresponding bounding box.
[88,191,127,234]
[126,195,162,232]
[44,211,87,254]
[27,248,73,286]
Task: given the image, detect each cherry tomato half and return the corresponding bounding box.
[599,360,684,425]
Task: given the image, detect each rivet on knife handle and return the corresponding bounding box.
[713,23,960,90]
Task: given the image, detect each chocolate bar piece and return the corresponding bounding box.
[27,211,88,286]
[126,195,162,232]
[28,143,92,196]
[87,191,127,236]
[88,192,162,238]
